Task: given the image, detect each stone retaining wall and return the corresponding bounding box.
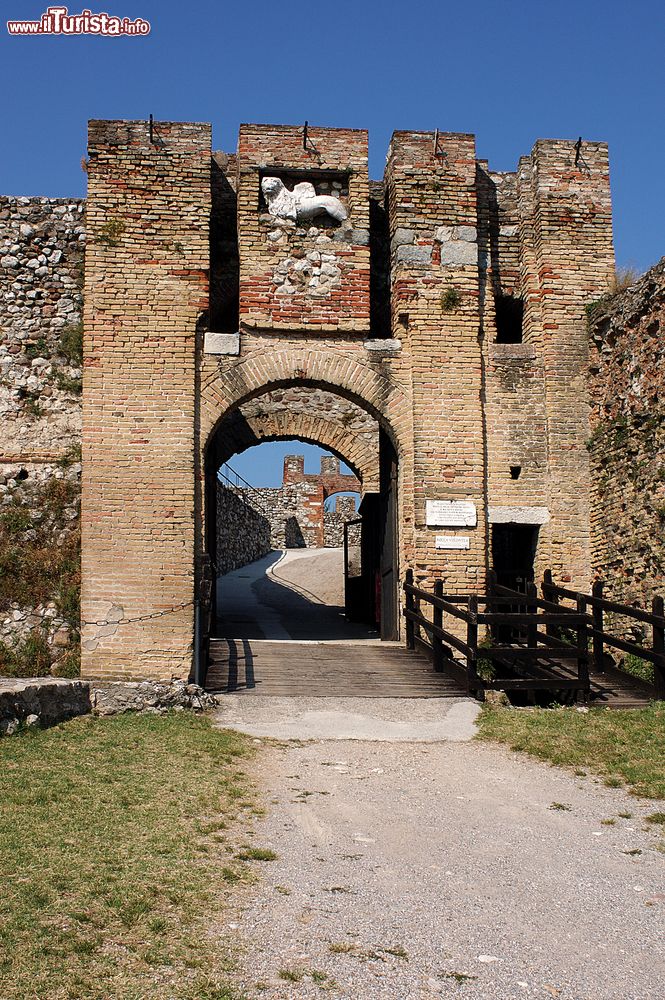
[0,677,90,734]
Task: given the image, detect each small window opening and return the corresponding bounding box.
[495,295,524,343]
[510,465,522,480]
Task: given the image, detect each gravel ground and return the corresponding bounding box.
[215,696,480,741]
[226,739,664,1000]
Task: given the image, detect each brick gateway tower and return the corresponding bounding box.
[81,120,614,679]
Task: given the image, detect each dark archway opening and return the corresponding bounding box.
[203,394,400,646]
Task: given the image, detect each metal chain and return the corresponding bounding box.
[82,599,195,628]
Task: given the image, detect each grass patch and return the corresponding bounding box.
[329,942,355,954]
[0,629,52,678]
[235,847,277,862]
[441,971,477,983]
[278,968,304,983]
[645,812,665,825]
[477,703,665,799]
[0,713,254,999]
[620,653,654,686]
[58,321,83,366]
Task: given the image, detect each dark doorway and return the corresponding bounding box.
[491,523,538,593]
[491,523,539,643]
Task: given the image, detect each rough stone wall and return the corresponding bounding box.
[323,495,360,548]
[215,483,271,574]
[254,481,323,548]
[81,120,211,680]
[1,196,84,457]
[587,259,665,607]
[0,196,84,669]
[220,457,361,552]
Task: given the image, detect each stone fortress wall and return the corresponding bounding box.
[5,117,653,680]
[0,197,84,669]
[587,258,665,612]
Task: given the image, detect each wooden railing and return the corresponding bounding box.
[403,569,591,699]
[542,570,664,699]
[403,569,665,700]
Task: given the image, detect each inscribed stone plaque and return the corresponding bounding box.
[426,500,477,527]
[435,536,470,550]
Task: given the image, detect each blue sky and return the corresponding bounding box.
[2,0,662,485]
[1,0,663,272]
[222,442,356,495]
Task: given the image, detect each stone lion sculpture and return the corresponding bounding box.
[261,176,348,224]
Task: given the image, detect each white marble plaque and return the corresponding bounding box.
[426,500,477,527]
[436,536,470,550]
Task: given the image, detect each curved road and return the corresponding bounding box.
[216,548,379,642]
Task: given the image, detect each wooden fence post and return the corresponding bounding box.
[652,594,665,700]
[543,569,558,638]
[433,579,444,672]
[576,594,590,699]
[526,581,538,650]
[467,594,479,694]
[405,569,415,650]
[487,569,497,643]
[591,580,604,673]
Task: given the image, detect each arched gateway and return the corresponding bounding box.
[81,119,615,679]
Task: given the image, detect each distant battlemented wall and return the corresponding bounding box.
[587,258,665,610]
[217,455,361,562]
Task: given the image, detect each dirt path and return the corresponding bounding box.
[228,739,664,1000]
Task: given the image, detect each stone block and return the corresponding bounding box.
[204,332,240,356]
[363,338,402,353]
[395,245,432,265]
[439,241,477,266]
[391,228,415,247]
[488,506,550,525]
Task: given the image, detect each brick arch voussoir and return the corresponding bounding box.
[201,348,410,457]
[244,411,378,490]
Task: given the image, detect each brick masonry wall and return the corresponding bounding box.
[215,483,271,574]
[81,120,211,680]
[44,119,615,677]
[478,143,615,586]
[385,132,486,595]
[587,259,665,608]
